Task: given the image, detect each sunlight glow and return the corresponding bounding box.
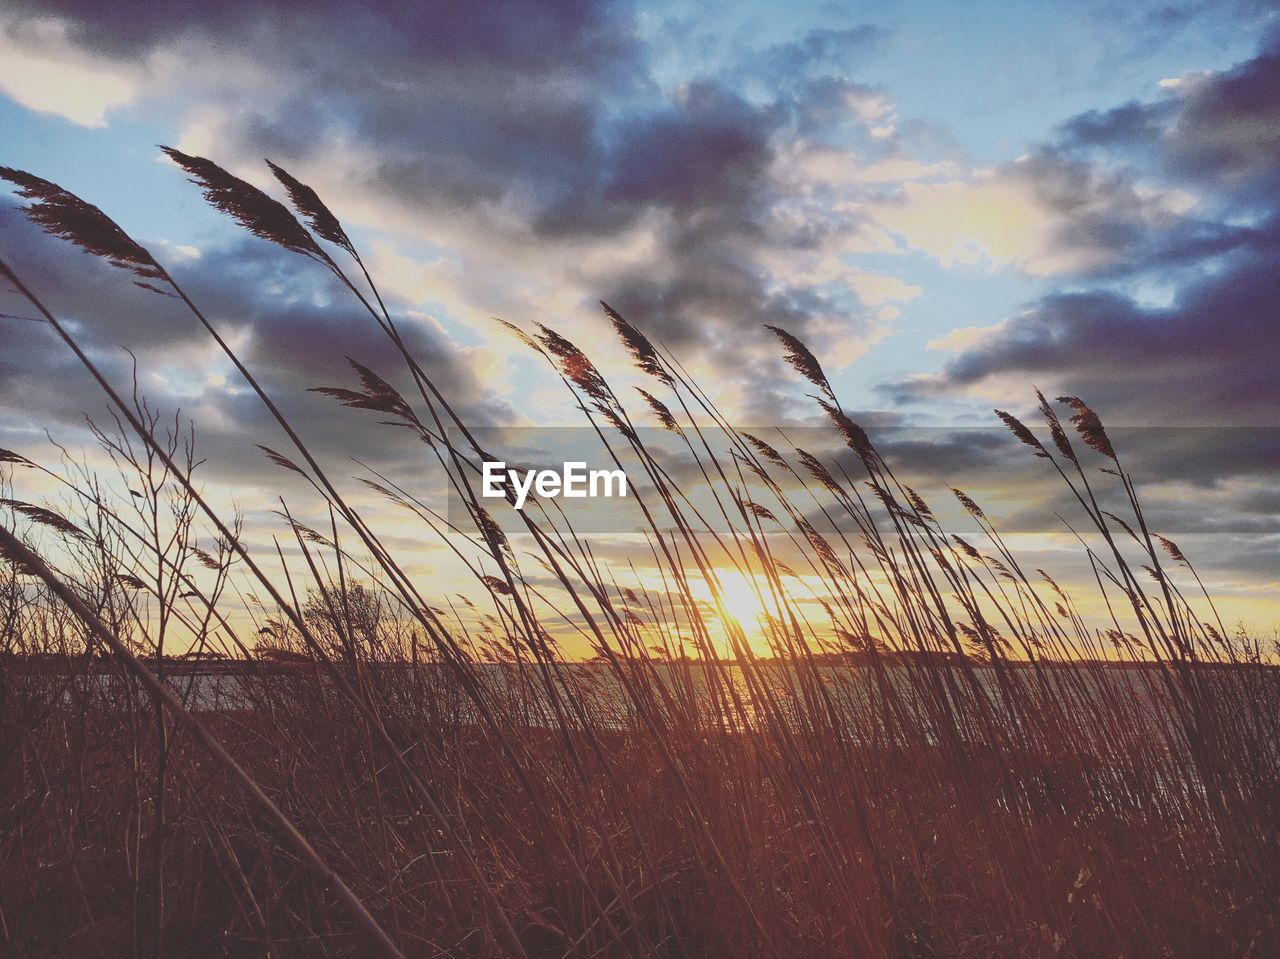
[711,569,770,626]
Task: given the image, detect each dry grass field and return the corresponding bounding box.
[1,158,1277,958]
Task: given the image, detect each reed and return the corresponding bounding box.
[0,159,1276,958]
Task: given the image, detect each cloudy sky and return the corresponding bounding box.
[1,0,1277,642]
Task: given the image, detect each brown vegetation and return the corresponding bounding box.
[0,158,1277,958]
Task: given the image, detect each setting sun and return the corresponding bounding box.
[710,569,770,626]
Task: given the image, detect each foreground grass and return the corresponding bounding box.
[0,156,1277,957]
[3,656,1278,957]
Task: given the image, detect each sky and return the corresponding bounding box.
[1,0,1277,651]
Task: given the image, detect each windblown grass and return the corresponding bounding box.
[0,158,1277,958]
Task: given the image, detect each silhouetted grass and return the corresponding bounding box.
[0,159,1277,958]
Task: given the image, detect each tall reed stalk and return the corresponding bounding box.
[0,158,1276,957]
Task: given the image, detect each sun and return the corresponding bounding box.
[712,569,770,625]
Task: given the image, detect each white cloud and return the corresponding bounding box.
[1158,70,1211,92]
[871,176,1093,274]
[776,140,960,188]
[870,168,1198,276]
[926,320,1009,352]
[0,18,138,127]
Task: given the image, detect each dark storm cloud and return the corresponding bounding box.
[538,79,781,237]
[1058,36,1280,194]
[4,0,647,225]
[1165,37,1280,186]
[892,224,1280,425]
[1058,101,1172,152]
[1014,148,1188,271]
[888,31,1280,428]
[2,0,894,402]
[20,0,640,76]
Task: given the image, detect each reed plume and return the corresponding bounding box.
[266,159,356,257]
[0,166,164,284]
[1056,394,1117,460]
[636,388,683,434]
[160,147,323,260]
[995,409,1049,458]
[602,300,674,387]
[2,155,1275,959]
[765,324,835,402]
